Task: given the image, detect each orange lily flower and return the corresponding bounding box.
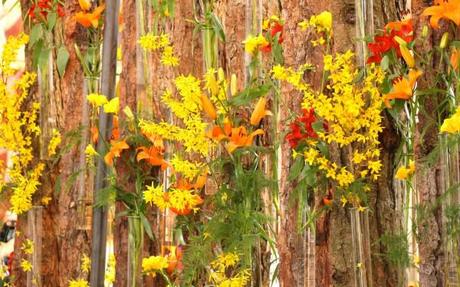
[104,140,129,166]
[383,69,423,108]
[76,4,105,28]
[161,245,184,274]
[200,94,217,120]
[385,16,412,31]
[451,48,459,70]
[208,121,264,153]
[422,0,460,29]
[250,97,272,126]
[78,0,92,11]
[137,146,169,170]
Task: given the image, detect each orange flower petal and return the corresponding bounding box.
[200,94,217,120]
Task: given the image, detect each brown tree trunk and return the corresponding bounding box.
[13,1,92,286]
[412,1,446,286]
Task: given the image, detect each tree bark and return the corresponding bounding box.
[13,1,92,286]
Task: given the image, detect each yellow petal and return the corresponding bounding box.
[78,0,92,11]
[250,97,268,126]
[400,44,415,68]
[200,94,217,120]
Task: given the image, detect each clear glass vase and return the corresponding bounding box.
[77,77,100,230]
[440,134,460,285]
[127,216,144,287]
[27,206,43,287]
[38,53,56,161]
[350,207,373,287]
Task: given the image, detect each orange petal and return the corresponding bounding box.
[200,94,217,120]
[250,97,268,126]
[400,44,415,68]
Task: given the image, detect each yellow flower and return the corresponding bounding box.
[243,35,269,55]
[399,43,415,68]
[78,0,92,11]
[309,11,333,34]
[21,239,34,255]
[142,256,168,275]
[81,255,91,273]
[103,97,120,114]
[395,161,415,180]
[87,93,108,107]
[440,107,460,134]
[20,259,32,272]
[68,279,89,287]
[144,183,167,209]
[48,129,61,157]
[161,46,179,67]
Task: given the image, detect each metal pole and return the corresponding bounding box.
[90,0,120,286]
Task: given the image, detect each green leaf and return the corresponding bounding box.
[32,40,43,68]
[47,12,58,30]
[288,156,304,181]
[380,55,390,71]
[29,25,43,46]
[141,214,155,240]
[38,47,50,70]
[57,46,70,77]
[229,84,271,106]
[211,13,226,42]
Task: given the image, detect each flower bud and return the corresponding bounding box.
[421,25,428,38]
[440,32,449,49]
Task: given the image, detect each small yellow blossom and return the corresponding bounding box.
[103,97,119,114]
[48,129,61,157]
[20,259,33,272]
[440,107,460,134]
[243,35,269,55]
[142,256,168,275]
[68,279,89,287]
[86,93,108,107]
[81,255,91,273]
[21,239,34,255]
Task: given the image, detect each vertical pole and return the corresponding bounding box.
[90,0,120,286]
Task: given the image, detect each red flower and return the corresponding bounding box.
[367,18,413,64]
[260,19,284,53]
[285,108,319,149]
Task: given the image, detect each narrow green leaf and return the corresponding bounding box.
[57,46,70,77]
[47,12,57,30]
[29,24,43,46]
[288,156,304,181]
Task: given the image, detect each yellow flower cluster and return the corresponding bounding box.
[395,160,415,180]
[20,259,32,272]
[0,35,44,214]
[299,11,333,35]
[139,33,179,67]
[274,51,384,189]
[0,33,28,76]
[105,254,116,285]
[68,279,89,287]
[170,155,204,180]
[48,129,61,157]
[87,93,108,107]
[440,106,460,134]
[142,255,168,275]
[21,239,34,255]
[81,255,91,273]
[144,183,202,212]
[209,253,251,287]
[243,35,269,55]
[139,75,211,155]
[10,163,45,214]
[204,68,228,115]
